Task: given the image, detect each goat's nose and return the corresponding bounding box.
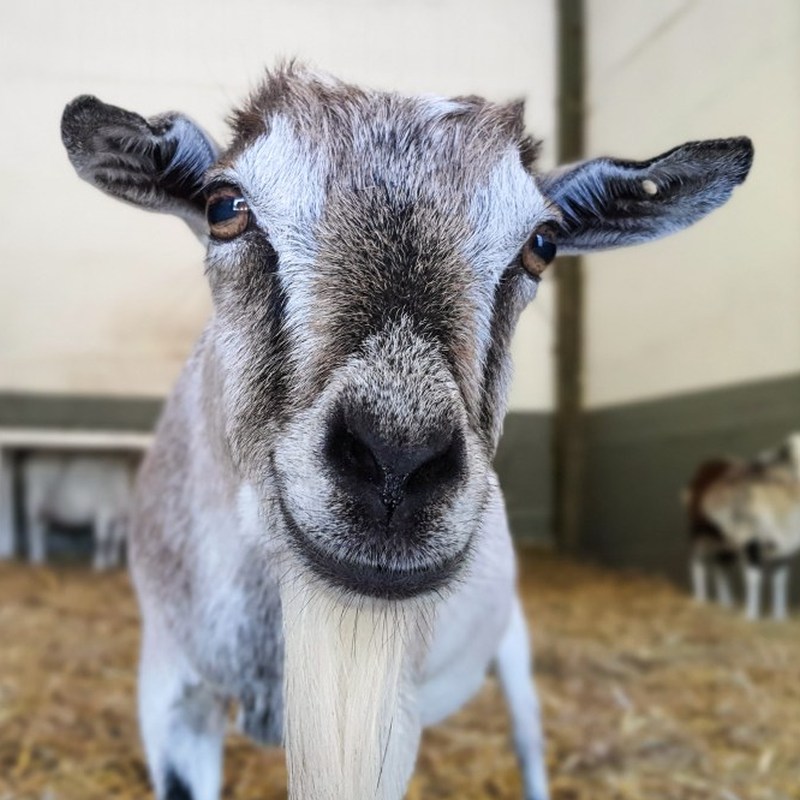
[325,409,465,524]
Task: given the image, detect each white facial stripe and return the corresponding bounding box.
[462,148,550,376]
[233,115,326,234]
[232,115,330,378]
[465,148,551,275]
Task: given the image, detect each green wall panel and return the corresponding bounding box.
[495,413,553,544]
[0,392,161,432]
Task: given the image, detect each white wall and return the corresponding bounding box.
[0,0,556,412]
[585,0,800,407]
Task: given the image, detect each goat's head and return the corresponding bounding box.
[755,433,800,480]
[61,64,753,600]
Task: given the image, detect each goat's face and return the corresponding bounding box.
[205,79,551,598]
[61,64,753,599]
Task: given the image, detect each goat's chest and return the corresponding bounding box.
[418,498,516,726]
[176,532,286,744]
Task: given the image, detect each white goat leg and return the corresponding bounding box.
[28,518,47,565]
[772,565,790,621]
[95,513,127,570]
[713,566,734,608]
[690,557,708,603]
[93,512,113,571]
[495,595,549,800]
[110,518,127,568]
[743,565,762,621]
[139,616,226,800]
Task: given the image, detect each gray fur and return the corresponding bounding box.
[60,62,753,800]
[61,95,219,239]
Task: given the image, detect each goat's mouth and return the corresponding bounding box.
[277,496,471,600]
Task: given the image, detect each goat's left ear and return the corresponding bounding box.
[539,137,753,254]
[61,95,220,241]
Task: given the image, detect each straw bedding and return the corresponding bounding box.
[1,548,798,799]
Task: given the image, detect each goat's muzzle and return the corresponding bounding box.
[275,402,474,599]
[324,404,466,529]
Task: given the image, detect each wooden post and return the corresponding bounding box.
[553,0,585,553]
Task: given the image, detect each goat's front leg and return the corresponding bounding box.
[138,616,226,800]
[495,594,549,800]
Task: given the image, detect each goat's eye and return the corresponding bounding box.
[521,228,558,277]
[206,187,250,240]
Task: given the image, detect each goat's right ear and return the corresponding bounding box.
[61,95,219,241]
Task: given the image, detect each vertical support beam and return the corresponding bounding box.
[0,447,15,558]
[553,0,586,552]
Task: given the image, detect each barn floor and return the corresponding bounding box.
[1,549,799,800]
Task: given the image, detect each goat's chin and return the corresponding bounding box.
[277,496,473,600]
[279,566,433,800]
[291,532,469,600]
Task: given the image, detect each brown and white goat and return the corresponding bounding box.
[60,64,752,800]
[701,434,800,620]
[684,457,742,607]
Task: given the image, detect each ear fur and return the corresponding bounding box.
[61,95,220,240]
[540,137,754,254]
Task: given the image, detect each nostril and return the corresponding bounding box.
[327,416,383,487]
[405,430,464,497]
[343,426,382,485]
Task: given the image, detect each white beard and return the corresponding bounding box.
[280,568,434,800]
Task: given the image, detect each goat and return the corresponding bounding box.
[60,63,752,800]
[684,457,742,607]
[702,434,800,620]
[23,453,133,570]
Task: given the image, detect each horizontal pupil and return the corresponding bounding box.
[208,196,246,225]
[533,234,557,263]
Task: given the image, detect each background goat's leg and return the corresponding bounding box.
[109,516,127,568]
[27,516,47,565]
[138,617,226,800]
[712,563,734,608]
[772,564,789,621]
[495,594,549,800]
[690,553,708,603]
[93,512,113,571]
[743,563,762,621]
